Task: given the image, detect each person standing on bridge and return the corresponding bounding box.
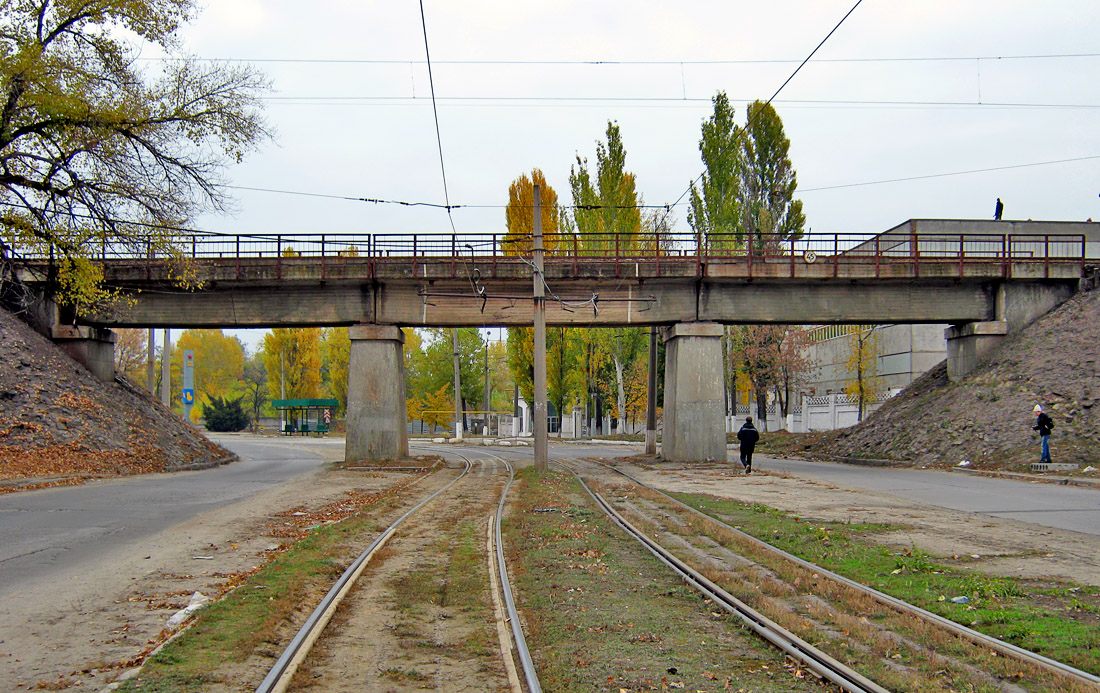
[737,417,760,474]
[994,198,1004,220]
[1032,404,1054,463]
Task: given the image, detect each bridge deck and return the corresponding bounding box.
[14,229,1088,328]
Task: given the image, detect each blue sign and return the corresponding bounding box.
[182,389,195,405]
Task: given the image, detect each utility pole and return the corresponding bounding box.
[146,328,155,393]
[280,346,286,433]
[646,325,658,455]
[159,328,170,407]
[483,338,490,435]
[452,328,463,441]
[532,184,548,471]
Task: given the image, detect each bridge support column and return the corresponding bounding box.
[52,325,116,382]
[945,321,1007,381]
[662,322,726,463]
[346,325,408,462]
[946,282,1076,381]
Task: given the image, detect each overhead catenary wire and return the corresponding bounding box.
[654,0,864,231]
[146,52,1100,66]
[260,95,1100,111]
[417,0,459,233]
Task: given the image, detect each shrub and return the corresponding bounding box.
[204,396,250,432]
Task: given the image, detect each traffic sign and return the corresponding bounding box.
[182,389,195,405]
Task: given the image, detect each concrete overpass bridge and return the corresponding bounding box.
[16,219,1093,463]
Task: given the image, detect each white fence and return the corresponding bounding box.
[725,393,890,434]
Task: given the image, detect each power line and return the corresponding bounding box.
[417,0,458,234]
[800,154,1100,193]
[259,95,1100,110]
[144,52,1100,66]
[657,0,864,229]
[228,153,1100,207]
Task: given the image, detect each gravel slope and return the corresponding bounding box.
[0,308,230,485]
[818,287,1100,469]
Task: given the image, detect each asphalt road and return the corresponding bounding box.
[0,437,329,594]
[753,454,1100,537]
[416,440,1100,538]
[2,436,1095,600]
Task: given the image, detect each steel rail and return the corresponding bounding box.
[559,460,888,693]
[596,460,1100,689]
[411,444,543,693]
[255,457,472,693]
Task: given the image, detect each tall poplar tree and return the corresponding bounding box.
[261,328,322,401]
[739,100,805,249]
[570,121,641,253]
[689,92,742,251]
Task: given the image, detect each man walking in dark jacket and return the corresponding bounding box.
[737,417,760,474]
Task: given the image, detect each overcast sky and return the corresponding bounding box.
[161,0,1100,351]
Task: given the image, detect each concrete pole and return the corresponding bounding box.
[280,347,286,431]
[483,339,490,435]
[159,328,170,407]
[452,328,463,441]
[645,325,658,455]
[146,328,155,393]
[532,184,548,471]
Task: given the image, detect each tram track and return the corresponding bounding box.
[256,448,542,693]
[562,455,1100,692]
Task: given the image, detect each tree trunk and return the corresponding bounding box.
[755,390,769,432]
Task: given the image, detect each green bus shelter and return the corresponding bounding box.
[272,398,338,435]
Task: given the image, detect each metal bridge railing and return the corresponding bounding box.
[15,230,1087,280]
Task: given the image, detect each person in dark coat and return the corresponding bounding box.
[1032,404,1054,463]
[736,416,760,474]
[994,198,1004,220]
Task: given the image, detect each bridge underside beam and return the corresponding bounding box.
[345,325,408,462]
[86,279,998,328]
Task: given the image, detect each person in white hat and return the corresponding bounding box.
[1032,404,1054,463]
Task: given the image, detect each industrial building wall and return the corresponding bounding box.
[802,324,948,397]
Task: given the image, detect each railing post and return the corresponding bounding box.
[958,234,964,278]
[191,236,196,259]
[747,229,754,279]
[789,237,795,277]
[321,234,326,280]
[909,220,919,279]
[655,228,661,277]
[451,234,457,278]
[833,233,839,278]
[1002,234,1009,278]
[492,233,497,277]
[412,235,418,277]
[874,234,880,277]
[573,233,578,278]
[235,235,241,280]
[1044,235,1050,279]
[277,235,282,280]
[615,234,621,277]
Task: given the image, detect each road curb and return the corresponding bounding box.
[951,465,1100,490]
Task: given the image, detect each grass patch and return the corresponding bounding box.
[672,491,1100,679]
[116,498,400,691]
[503,467,825,692]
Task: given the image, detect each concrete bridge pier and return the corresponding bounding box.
[52,325,116,382]
[346,325,408,462]
[946,282,1076,381]
[662,322,727,463]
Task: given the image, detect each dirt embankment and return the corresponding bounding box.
[804,287,1100,469]
[0,307,230,486]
